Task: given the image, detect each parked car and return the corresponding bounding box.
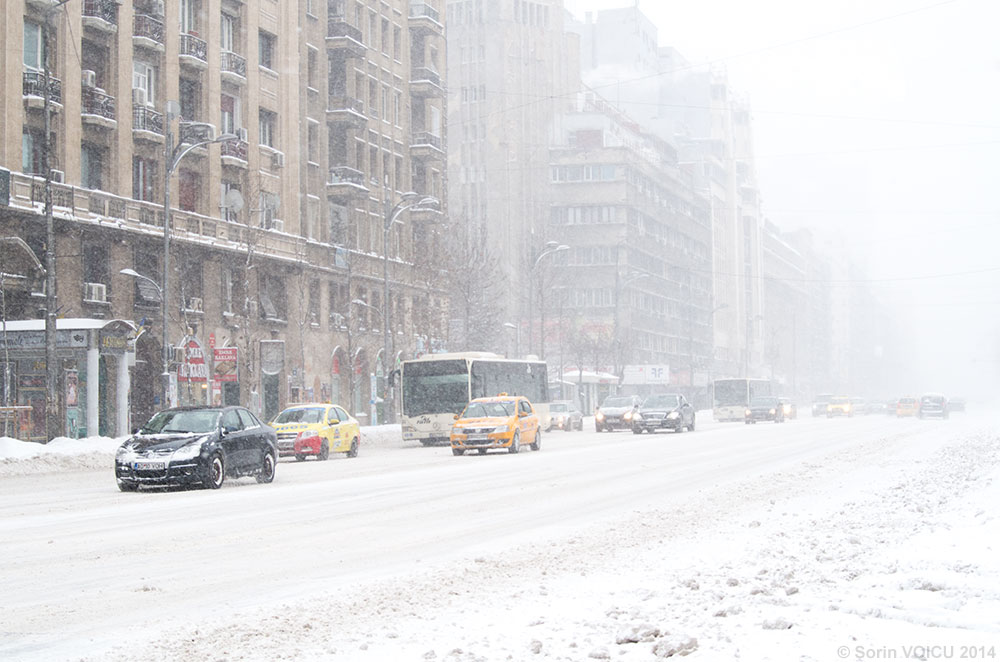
[547,400,583,431]
[115,406,277,491]
[595,394,643,432]
[271,403,360,461]
[826,396,854,418]
[777,397,798,419]
[631,393,696,434]
[450,394,541,455]
[745,396,785,424]
[919,393,949,419]
[811,393,833,417]
[896,396,919,417]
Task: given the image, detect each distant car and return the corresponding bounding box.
[547,401,583,431]
[271,403,361,461]
[777,397,798,419]
[594,394,643,432]
[919,393,949,419]
[745,396,785,424]
[896,396,919,417]
[115,406,277,491]
[850,397,867,415]
[949,397,966,413]
[632,393,696,434]
[866,400,888,415]
[826,396,853,418]
[811,393,833,417]
[450,394,541,455]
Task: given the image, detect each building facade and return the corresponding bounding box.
[0,0,447,436]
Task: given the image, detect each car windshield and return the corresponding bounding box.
[830,397,850,405]
[140,409,221,434]
[550,403,568,412]
[273,407,325,424]
[750,397,779,407]
[462,401,515,418]
[922,395,944,404]
[643,395,680,409]
[601,397,634,408]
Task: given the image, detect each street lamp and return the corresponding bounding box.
[528,241,568,358]
[381,193,438,424]
[160,115,237,409]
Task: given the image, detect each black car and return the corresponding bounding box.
[918,393,949,419]
[745,396,785,424]
[115,406,277,491]
[632,393,696,433]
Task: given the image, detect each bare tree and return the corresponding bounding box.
[440,219,506,351]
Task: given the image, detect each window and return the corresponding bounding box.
[220,12,236,53]
[381,18,389,55]
[258,30,275,70]
[81,145,103,190]
[133,61,156,107]
[180,254,204,306]
[260,274,287,320]
[259,109,276,147]
[178,170,200,211]
[221,93,239,134]
[24,21,43,71]
[307,47,318,89]
[307,122,318,163]
[179,0,198,34]
[220,181,241,222]
[308,280,320,325]
[179,78,200,121]
[222,267,234,314]
[83,243,109,286]
[132,247,161,306]
[393,26,401,60]
[22,127,45,176]
[132,156,157,202]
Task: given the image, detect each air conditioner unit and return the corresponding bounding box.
[187,297,204,312]
[131,87,148,106]
[82,70,97,88]
[149,0,165,16]
[50,169,64,183]
[235,127,248,142]
[84,282,107,303]
[272,151,285,168]
[269,219,284,232]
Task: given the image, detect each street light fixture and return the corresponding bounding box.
[528,241,569,358]
[381,192,439,424]
[160,114,237,409]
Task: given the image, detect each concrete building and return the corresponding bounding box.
[0,0,447,436]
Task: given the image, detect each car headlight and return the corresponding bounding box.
[492,425,511,434]
[745,409,752,416]
[769,408,776,415]
[783,405,791,414]
[116,444,135,461]
[667,411,680,420]
[596,411,605,421]
[632,413,643,422]
[171,436,209,461]
[624,411,633,421]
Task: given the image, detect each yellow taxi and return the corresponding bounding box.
[450,394,541,456]
[896,396,920,417]
[270,403,360,461]
[826,396,854,417]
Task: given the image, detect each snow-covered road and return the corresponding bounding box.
[2,413,998,661]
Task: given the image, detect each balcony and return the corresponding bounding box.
[132,105,164,141]
[220,51,247,84]
[326,18,366,58]
[133,14,164,51]
[22,72,63,108]
[220,139,249,167]
[410,132,444,160]
[179,32,208,69]
[409,2,443,36]
[326,94,367,127]
[410,67,444,98]
[81,87,116,128]
[82,0,119,34]
[326,166,368,196]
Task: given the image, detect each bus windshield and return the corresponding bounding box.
[401,359,469,416]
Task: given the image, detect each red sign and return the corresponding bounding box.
[209,333,216,349]
[178,338,209,382]
[332,355,340,375]
[213,347,238,383]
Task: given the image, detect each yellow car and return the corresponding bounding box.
[896,396,919,417]
[450,394,541,456]
[826,396,853,418]
[271,403,360,461]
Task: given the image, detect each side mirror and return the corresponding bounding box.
[131,427,140,435]
[453,413,459,420]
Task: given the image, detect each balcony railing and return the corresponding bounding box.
[133,105,163,134]
[83,0,119,26]
[220,51,246,78]
[81,87,116,121]
[133,14,164,44]
[409,2,440,23]
[411,132,442,150]
[410,67,441,87]
[328,166,366,186]
[179,33,208,63]
[328,95,365,114]
[22,72,62,104]
[220,139,248,161]
[327,18,364,44]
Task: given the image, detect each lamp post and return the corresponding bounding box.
[160,117,237,409]
[381,193,438,424]
[527,241,568,358]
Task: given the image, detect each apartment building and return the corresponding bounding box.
[0,0,446,438]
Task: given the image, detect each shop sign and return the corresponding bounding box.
[178,338,209,382]
[260,340,284,376]
[213,347,238,383]
[0,330,87,350]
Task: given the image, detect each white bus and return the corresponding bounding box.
[713,378,773,422]
[400,352,549,445]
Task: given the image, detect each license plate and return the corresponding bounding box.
[467,434,488,441]
[134,461,165,471]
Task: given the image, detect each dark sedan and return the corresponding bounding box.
[115,406,277,491]
[632,393,696,433]
[745,396,785,424]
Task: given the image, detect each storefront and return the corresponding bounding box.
[0,318,136,441]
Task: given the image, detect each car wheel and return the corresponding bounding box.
[317,441,330,461]
[530,429,542,451]
[452,447,464,456]
[294,454,307,462]
[509,430,521,454]
[632,427,642,434]
[347,438,359,458]
[117,480,138,492]
[477,448,487,455]
[689,416,696,431]
[204,453,225,489]
[256,451,276,484]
